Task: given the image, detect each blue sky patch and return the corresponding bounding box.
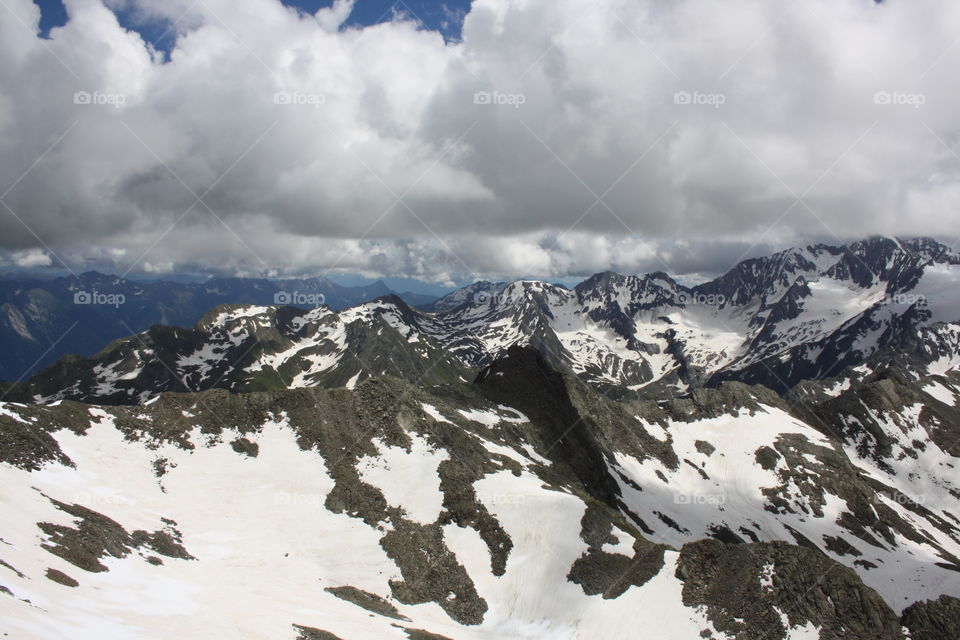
[33,0,470,49]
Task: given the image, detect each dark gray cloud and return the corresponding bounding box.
[1,0,958,284]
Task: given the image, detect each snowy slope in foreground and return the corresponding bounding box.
[610,403,960,611]
[0,406,729,640]
[0,372,923,640]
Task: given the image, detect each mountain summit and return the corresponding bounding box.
[7,236,959,405]
[2,237,959,639]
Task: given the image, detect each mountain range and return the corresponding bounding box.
[5,236,959,405]
[1,236,959,639]
[0,272,437,381]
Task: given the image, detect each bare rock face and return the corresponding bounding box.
[3,235,960,638]
[901,596,960,640]
[676,540,903,640]
[37,497,193,573]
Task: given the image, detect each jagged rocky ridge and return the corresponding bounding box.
[0,270,436,380]
[2,236,960,638]
[0,298,470,404]
[4,236,960,405]
[1,346,959,638]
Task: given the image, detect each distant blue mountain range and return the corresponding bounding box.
[0,271,436,380]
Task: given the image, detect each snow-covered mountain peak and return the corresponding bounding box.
[4,241,960,638]
[6,237,960,405]
[198,303,292,332]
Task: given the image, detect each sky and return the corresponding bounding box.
[33,0,471,47]
[1,0,958,286]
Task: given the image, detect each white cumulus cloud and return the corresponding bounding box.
[0,0,958,282]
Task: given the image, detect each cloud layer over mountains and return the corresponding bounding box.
[1,0,959,282]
